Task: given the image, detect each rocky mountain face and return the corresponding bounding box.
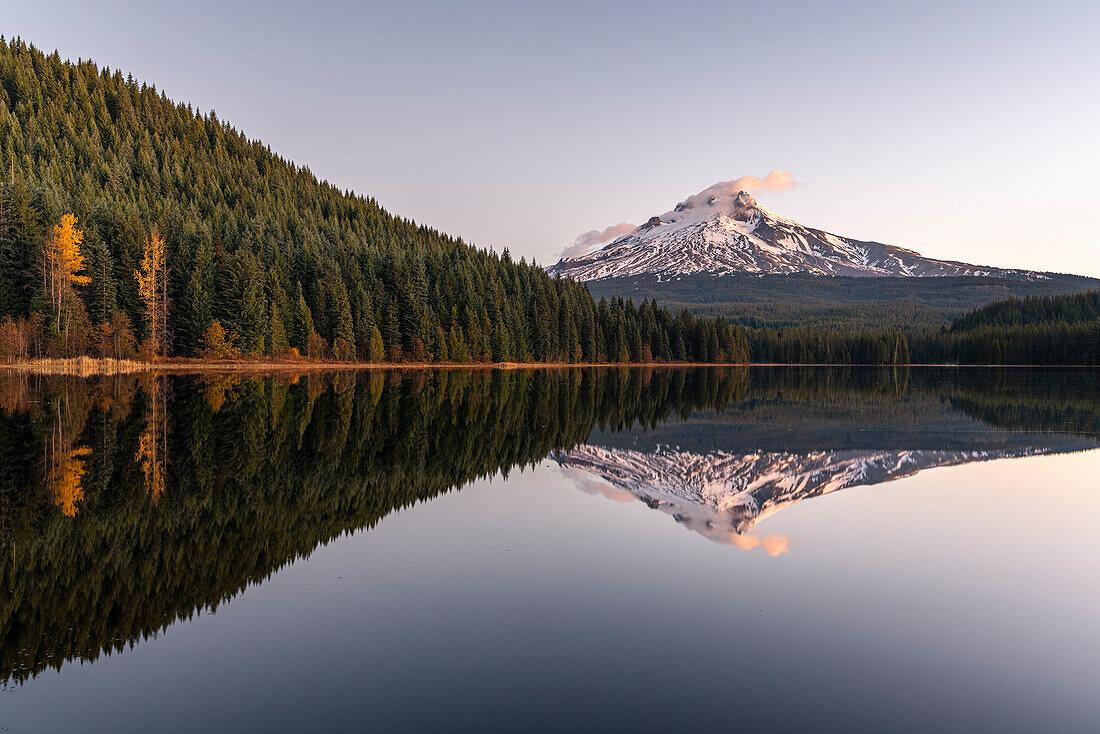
[549,190,1048,281]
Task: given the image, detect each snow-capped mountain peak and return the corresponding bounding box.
[731,190,758,215]
[548,184,1047,281]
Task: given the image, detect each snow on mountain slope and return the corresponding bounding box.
[548,189,1047,281]
[554,443,1057,548]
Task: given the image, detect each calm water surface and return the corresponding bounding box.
[1,367,1098,732]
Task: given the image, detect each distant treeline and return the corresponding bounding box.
[586,273,1100,332]
[745,328,910,365]
[0,37,744,365]
[586,272,1100,365]
[717,290,1099,365]
[911,290,1100,365]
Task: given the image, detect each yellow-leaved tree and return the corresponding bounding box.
[43,214,90,340]
[51,446,91,517]
[136,226,169,357]
[136,375,168,500]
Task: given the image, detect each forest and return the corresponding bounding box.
[587,272,1100,332]
[741,290,1100,365]
[910,290,1100,365]
[0,38,747,366]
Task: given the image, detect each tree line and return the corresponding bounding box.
[0,37,747,365]
[744,327,910,365]
[733,290,1100,366]
[910,290,1100,365]
[738,286,1100,365]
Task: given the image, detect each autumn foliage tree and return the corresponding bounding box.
[136,226,169,357]
[42,214,90,344]
[200,320,241,359]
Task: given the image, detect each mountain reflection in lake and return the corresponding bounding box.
[1,367,1098,733]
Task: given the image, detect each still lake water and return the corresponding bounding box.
[1,366,1098,732]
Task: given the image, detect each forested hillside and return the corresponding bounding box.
[914,290,1100,364]
[586,273,1100,332]
[0,38,746,364]
[587,273,1099,364]
[739,290,1100,365]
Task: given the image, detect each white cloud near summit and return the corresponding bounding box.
[559,222,637,260]
[560,171,797,260]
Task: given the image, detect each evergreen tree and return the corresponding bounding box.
[233,252,266,354]
[268,300,289,356]
[292,287,315,353]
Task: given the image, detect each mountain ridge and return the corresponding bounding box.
[549,188,1052,282]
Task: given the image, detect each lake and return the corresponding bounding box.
[1,367,1098,732]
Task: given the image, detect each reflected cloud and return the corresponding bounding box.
[561,463,791,555]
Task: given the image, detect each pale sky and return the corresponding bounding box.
[5,0,1099,276]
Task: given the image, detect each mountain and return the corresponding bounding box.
[0,38,738,365]
[549,188,1049,281]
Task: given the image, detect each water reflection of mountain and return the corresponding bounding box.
[556,368,1100,546]
[0,367,1096,684]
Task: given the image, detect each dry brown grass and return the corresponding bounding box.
[1,357,749,376]
[0,356,155,376]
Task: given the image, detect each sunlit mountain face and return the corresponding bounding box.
[548,189,1054,281]
[0,366,1097,684]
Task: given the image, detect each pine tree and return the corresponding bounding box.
[85,235,117,324]
[177,265,212,355]
[293,288,316,353]
[269,300,289,356]
[367,324,384,362]
[234,252,266,354]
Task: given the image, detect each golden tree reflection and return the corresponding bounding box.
[136,376,169,501]
[41,384,93,517]
[50,446,91,517]
[201,374,242,413]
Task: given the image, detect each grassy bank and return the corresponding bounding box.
[0,357,760,376]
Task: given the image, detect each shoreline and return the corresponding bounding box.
[0,357,1094,376]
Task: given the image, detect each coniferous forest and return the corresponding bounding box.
[0,38,748,365]
[740,290,1100,365]
[1,37,1092,368]
[911,290,1100,365]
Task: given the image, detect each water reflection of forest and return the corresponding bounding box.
[0,366,1097,685]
